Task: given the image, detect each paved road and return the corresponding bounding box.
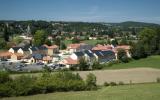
[76,68,160,85]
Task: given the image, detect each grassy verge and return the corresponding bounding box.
[103,55,160,69]
[2,83,160,100]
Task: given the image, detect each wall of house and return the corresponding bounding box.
[11,55,18,60]
[70,54,78,60]
[17,49,24,54]
[8,48,14,53]
[48,49,54,56]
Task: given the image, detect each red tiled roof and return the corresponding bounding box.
[64,57,78,65]
[68,44,81,49]
[43,44,58,49]
[0,52,12,57]
[92,44,113,51]
[115,45,130,50]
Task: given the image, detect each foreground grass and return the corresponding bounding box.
[104,55,160,69]
[2,83,160,100]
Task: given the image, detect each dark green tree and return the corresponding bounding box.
[33,30,47,46]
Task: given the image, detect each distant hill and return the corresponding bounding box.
[109,21,160,27]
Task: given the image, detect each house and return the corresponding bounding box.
[70,52,85,60]
[29,46,39,54]
[114,45,131,59]
[83,50,96,63]
[17,46,30,55]
[37,45,48,55]
[43,56,53,64]
[11,53,23,60]
[30,54,44,63]
[92,50,116,63]
[45,45,59,56]
[60,57,78,68]
[8,47,21,53]
[67,43,93,53]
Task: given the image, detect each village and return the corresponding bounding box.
[0,34,131,72]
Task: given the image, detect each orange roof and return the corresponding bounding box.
[43,56,52,61]
[48,45,58,49]
[0,52,12,57]
[43,44,58,49]
[92,44,112,51]
[68,44,81,49]
[115,45,130,50]
[68,43,86,49]
[64,57,78,65]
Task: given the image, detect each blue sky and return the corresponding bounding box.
[0,0,160,23]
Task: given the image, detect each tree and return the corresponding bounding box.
[131,42,148,59]
[3,25,10,42]
[60,42,66,50]
[72,38,80,43]
[85,73,97,90]
[117,49,129,63]
[33,30,47,46]
[139,28,157,55]
[78,58,89,71]
[0,38,6,49]
[13,36,23,44]
[45,39,52,46]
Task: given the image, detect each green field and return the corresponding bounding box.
[2,83,160,100]
[63,39,107,46]
[104,55,160,69]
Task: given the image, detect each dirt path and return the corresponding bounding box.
[76,68,160,85]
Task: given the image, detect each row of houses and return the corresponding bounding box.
[0,42,131,68]
[61,44,131,68]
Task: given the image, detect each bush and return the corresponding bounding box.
[156,77,160,83]
[86,73,97,90]
[0,71,89,97]
[92,61,103,70]
[118,81,124,85]
[104,82,109,86]
[0,71,10,83]
[110,82,117,86]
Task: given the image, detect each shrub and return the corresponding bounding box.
[86,73,97,90]
[92,61,103,70]
[156,77,160,83]
[104,82,109,86]
[110,82,117,86]
[118,81,124,85]
[0,71,10,83]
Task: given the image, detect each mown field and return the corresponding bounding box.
[2,83,160,100]
[104,55,160,69]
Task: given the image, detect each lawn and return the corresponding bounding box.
[2,83,160,100]
[83,39,107,45]
[104,55,160,69]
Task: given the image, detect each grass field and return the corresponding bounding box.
[63,39,107,46]
[104,55,160,69]
[2,83,160,100]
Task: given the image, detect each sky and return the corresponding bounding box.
[0,0,160,24]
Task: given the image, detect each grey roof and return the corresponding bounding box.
[30,46,38,51]
[32,54,44,60]
[12,47,21,51]
[101,50,115,57]
[37,46,48,50]
[83,50,95,57]
[74,52,84,57]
